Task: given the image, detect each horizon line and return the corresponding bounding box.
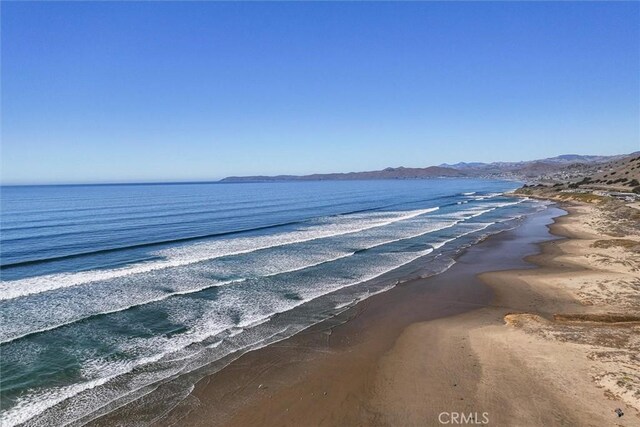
[1,151,633,187]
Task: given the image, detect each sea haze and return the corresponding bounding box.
[0,179,546,425]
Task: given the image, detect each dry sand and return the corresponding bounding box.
[139,201,639,427]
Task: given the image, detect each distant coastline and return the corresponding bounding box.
[2,152,636,187]
[219,166,465,183]
[221,152,635,183]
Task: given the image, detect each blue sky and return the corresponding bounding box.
[2,2,639,184]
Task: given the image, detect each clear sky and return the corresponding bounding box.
[2,1,639,184]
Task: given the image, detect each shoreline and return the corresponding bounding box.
[150,205,565,426]
[92,200,640,426]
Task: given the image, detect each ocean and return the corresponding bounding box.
[0,179,546,426]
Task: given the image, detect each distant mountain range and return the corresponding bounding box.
[439,154,620,169]
[220,166,465,182]
[220,153,638,183]
[437,153,636,181]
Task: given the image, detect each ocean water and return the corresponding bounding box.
[0,179,545,426]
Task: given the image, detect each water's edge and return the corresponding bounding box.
[79,201,557,427]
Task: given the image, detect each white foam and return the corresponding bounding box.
[0,373,116,427]
[1,199,533,425]
[5,200,523,345]
[1,244,437,426]
[1,218,460,344]
[0,207,439,301]
[470,192,502,200]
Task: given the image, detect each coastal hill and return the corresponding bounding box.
[579,153,640,192]
[439,153,635,181]
[517,152,640,205]
[524,152,640,192]
[440,154,618,170]
[220,166,466,182]
[220,153,635,183]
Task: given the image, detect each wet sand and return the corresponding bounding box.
[91,198,639,427]
[148,205,614,427]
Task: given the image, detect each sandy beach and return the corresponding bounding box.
[4,2,639,425]
[120,196,637,427]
